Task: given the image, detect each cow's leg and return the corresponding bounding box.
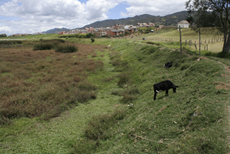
[165,90,168,96]
[154,92,157,100]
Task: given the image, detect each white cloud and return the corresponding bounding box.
[121,0,187,17]
[0,25,11,34]
[0,0,187,35]
[85,0,118,20]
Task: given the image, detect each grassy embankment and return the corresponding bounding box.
[70,37,230,153]
[0,31,230,153]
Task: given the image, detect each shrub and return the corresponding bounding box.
[0,40,22,45]
[0,115,11,125]
[33,43,54,51]
[41,39,65,43]
[76,90,97,103]
[77,81,97,91]
[91,38,95,43]
[117,72,130,87]
[121,94,136,104]
[55,45,78,53]
[73,108,127,153]
[84,108,127,140]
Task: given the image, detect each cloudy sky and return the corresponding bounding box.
[0,0,188,35]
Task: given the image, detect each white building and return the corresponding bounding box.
[178,20,190,28]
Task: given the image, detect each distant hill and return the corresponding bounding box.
[43,28,70,34]
[43,11,189,34]
[82,11,189,28]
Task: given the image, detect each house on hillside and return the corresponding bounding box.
[107,29,124,37]
[124,25,138,34]
[178,20,190,28]
[93,29,107,37]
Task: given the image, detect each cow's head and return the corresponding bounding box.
[173,86,179,93]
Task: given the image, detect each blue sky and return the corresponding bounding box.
[108,2,129,19]
[0,0,187,35]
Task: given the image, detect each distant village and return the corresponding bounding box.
[10,20,189,37]
[58,22,165,37]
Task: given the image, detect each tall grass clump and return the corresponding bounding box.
[0,40,23,45]
[55,44,78,53]
[39,39,65,44]
[120,87,140,104]
[72,107,127,153]
[33,39,66,51]
[33,43,54,51]
[117,72,131,87]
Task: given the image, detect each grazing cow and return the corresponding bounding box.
[153,80,178,100]
[164,62,173,68]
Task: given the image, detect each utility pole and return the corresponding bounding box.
[179,26,182,54]
[199,28,201,55]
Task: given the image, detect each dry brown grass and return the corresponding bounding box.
[0,42,106,122]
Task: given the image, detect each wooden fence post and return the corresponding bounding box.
[179,26,182,54]
[199,29,201,55]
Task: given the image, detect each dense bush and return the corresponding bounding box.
[0,40,22,45]
[33,43,54,51]
[91,37,95,43]
[59,33,95,38]
[33,39,66,51]
[55,45,78,53]
[40,39,65,43]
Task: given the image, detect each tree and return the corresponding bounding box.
[0,34,7,37]
[91,37,95,43]
[186,0,230,53]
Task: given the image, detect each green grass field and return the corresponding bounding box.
[128,27,224,53]
[0,29,230,153]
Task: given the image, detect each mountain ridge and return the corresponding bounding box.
[44,11,189,34]
[82,11,189,28]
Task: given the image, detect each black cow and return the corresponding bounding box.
[164,62,173,68]
[153,80,178,100]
